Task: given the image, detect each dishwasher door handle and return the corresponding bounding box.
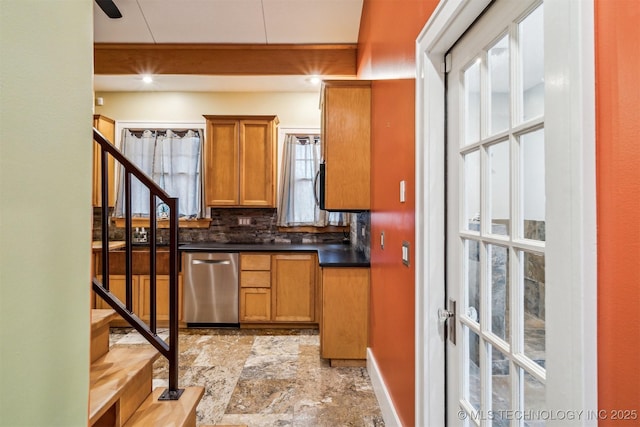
[192,259,232,265]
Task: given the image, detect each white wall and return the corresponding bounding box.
[0,1,94,425]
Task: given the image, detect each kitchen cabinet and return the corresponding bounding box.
[240,288,271,322]
[239,253,316,325]
[320,267,370,365]
[320,81,371,211]
[139,274,184,324]
[95,275,140,326]
[93,248,183,327]
[203,115,278,207]
[92,114,116,207]
[272,254,316,322]
[239,254,272,322]
[95,274,183,327]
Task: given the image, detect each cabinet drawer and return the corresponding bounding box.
[240,271,271,288]
[240,254,271,271]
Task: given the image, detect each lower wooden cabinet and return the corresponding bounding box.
[95,275,140,326]
[240,288,271,322]
[95,274,183,327]
[320,267,370,363]
[239,253,317,325]
[272,254,316,322]
[139,275,183,324]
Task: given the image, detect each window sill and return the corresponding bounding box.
[277,226,349,234]
[113,218,211,229]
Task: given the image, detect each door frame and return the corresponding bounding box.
[414,0,597,425]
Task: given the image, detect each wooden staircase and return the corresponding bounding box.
[90,309,204,427]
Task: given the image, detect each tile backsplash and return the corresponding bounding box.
[93,208,367,247]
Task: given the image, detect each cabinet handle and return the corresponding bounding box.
[313,170,320,207]
[192,259,231,265]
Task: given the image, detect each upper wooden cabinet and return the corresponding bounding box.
[92,115,116,207]
[321,81,371,211]
[203,115,278,207]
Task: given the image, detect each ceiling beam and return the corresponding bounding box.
[94,43,358,76]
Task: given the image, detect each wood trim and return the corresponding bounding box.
[94,43,357,76]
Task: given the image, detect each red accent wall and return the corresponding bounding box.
[370,79,416,426]
[358,2,439,425]
[361,0,640,424]
[595,0,640,423]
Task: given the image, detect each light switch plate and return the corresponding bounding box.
[400,180,406,203]
[380,231,385,249]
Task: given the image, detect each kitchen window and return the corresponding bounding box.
[114,128,207,222]
[277,133,348,229]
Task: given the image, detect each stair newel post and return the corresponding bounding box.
[149,193,157,334]
[124,171,133,313]
[159,197,183,400]
[100,147,110,292]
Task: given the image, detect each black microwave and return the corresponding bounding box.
[315,162,327,210]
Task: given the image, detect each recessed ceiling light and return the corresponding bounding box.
[142,75,153,84]
[307,76,321,85]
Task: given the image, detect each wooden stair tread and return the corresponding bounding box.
[124,386,205,427]
[91,309,118,363]
[91,309,118,330]
[89,346,160,425]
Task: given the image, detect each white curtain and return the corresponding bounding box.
[277,134,349,227]
[114,129,203,218]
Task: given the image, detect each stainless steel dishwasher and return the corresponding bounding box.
[183,252,239,326]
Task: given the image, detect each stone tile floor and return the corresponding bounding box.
[109,328,385,427]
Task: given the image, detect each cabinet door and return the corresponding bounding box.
[240,288,271,322]
[205,119,239,206]
[95,275,140,323]
[321,81,371,210]
[239,119,276,207]
[321,268,369,360]
[271,254,316,322]
[92,115,116,207]
[139,274,183,324]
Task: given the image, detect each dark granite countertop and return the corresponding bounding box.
[179,242,370,267]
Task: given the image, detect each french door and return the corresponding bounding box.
[446,1,546,425]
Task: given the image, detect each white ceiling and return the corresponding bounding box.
[93,0,363,92]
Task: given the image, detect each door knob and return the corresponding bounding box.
[438,308,455,322]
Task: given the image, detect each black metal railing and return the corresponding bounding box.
[92,128,183,400]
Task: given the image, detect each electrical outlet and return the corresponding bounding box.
[361,226,365,237]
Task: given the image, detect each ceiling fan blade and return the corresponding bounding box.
[95,0,122,19]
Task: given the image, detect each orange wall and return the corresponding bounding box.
[358,1,439,425]
[595,0,640,423]
[370,79,417,426]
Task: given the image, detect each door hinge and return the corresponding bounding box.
[441,53,452,74]
[438,298,457,344]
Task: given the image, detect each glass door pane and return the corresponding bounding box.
[488,35,510,135]
[465,60,482,145]
[520,129,545,241]
[519,4,545,122]
[488,141,510,236]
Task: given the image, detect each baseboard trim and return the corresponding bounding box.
[367,348,403,427]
